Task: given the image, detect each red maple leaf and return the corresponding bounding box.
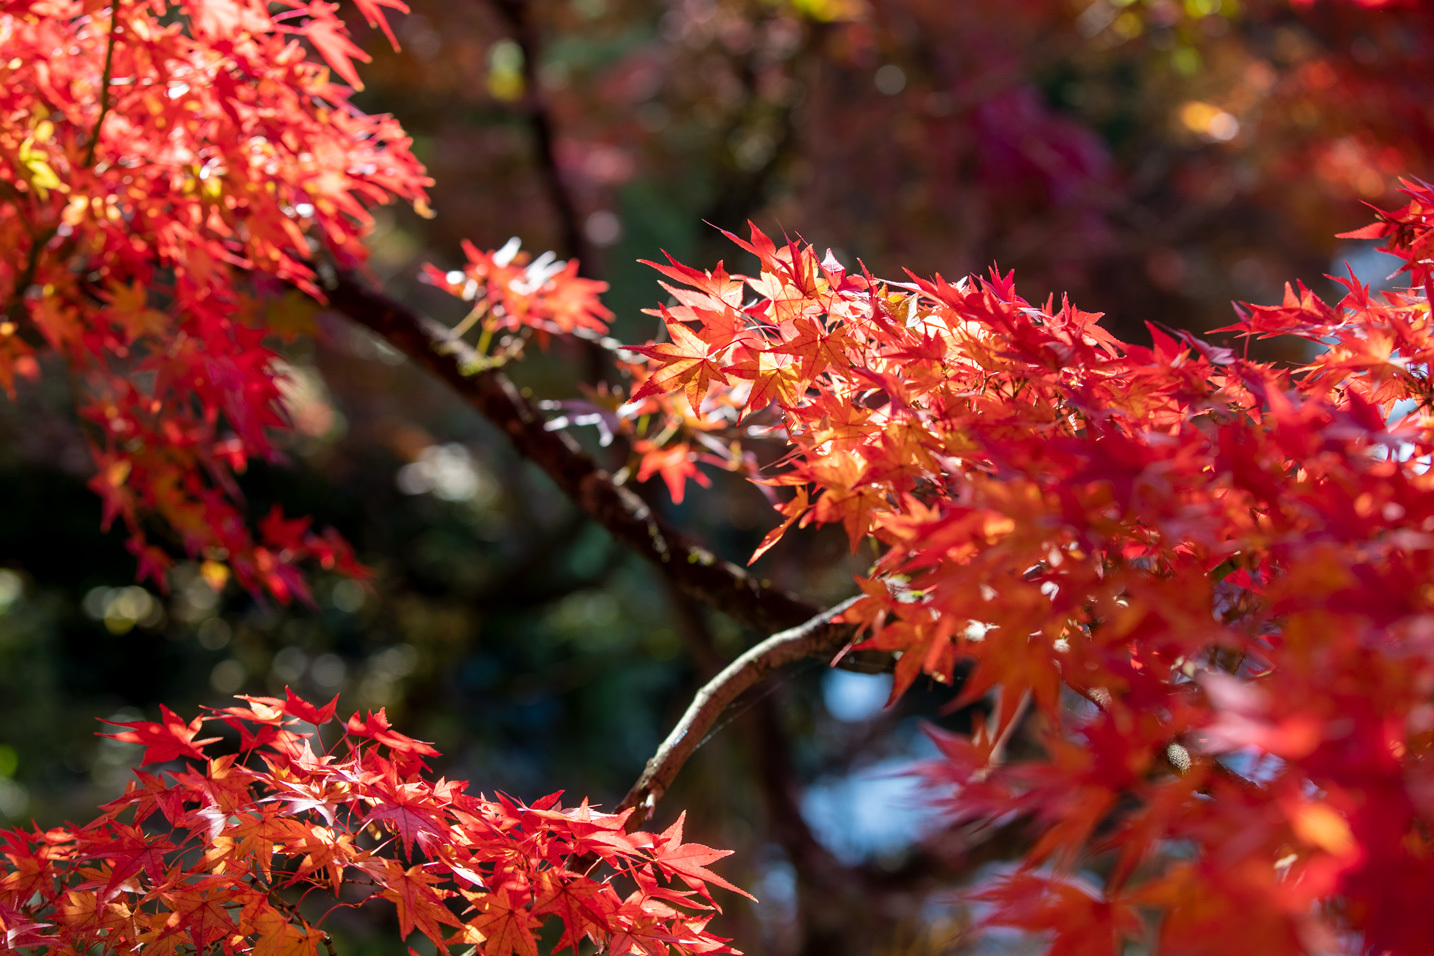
[532,870,615,954]
[346,708,441,758]
[651,813,754,903]
[359,780,449,858]
[281,687,341,726]
[634,440,710,504]
[300,6,371,90]
[102,706,221,765]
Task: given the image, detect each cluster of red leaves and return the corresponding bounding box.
[417,238,751,507]
[538,371,746,505]
[421,237,613,350]
[0,691,748,956]
[0,0,429,600]
[626,184,1434,953]
[422,240,762,504]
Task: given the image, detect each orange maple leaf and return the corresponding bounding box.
[727,346,803,420]
[458,886,541,956]
[768,315,853,386]
[627,310,731,412]
[635,440,710,504]
[378,859,461,951]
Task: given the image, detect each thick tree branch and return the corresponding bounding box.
[324,273,825,636]
[617,596,860,828]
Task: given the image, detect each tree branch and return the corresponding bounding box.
[324,273,825,636]
[617,596,860,828]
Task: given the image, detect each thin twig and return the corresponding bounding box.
[83,5,121,169]
[618,596,860,829]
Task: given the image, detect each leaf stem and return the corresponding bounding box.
[450,302,487,341]
[474,318,495,357]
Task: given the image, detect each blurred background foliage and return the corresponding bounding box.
[3,0,1433,954]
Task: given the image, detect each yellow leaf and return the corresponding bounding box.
[200,560,230,593]
[106,459,132,487]
[18,135,67,197]
[1289,802,1355,857]
[785,0,863,21]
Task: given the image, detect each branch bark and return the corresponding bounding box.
[324,273,825,636]
[617,596,860,828]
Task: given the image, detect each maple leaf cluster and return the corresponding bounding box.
[13,0,1434,951]
[0,691,748,956]
[417,237,753,506]
[0,0,429,600]
[422,241,763,504]
[619,185,1434,953]
[420,237,614,354]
